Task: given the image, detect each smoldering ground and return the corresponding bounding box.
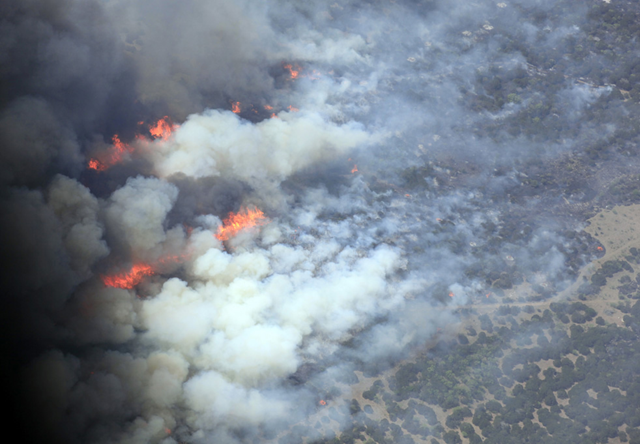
[0,0,619,443]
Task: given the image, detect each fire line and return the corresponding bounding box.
[215,207,268,241]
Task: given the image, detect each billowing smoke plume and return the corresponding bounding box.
[1,0,614,443]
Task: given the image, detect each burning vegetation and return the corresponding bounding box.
[87,117,179,172]
[215,207,268,241]
[101,251,189,289]
[283,63,301,80]
[149,116,178,141]
[9,1,640,444]
[101,263,155,289]
[87,135,135,171]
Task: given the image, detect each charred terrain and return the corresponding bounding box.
[2,1,640,444]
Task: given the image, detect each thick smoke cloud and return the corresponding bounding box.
[0,98,82,185]
[48,175,110,276]
[104,176,180,259]
[0,0,610,443]
[107,0,279,117]
[149,110,373,184]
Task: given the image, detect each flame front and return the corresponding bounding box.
[101,263,155,289]
[232,102,241,114]
[101,250,190,289]
[88,159,106,172]
[215,207,268,241]
[283,63,321,80]
[87,134,134,171]
[351,165,358,174]
[149,116,177,141]
[283,63,300,79]
[111,135,134,158]
[87,117,179,172]
[264,105,277,118]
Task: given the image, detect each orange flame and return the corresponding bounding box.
[232,102,241,114]
[448,292,454,298]
[596,246,603,251]
[111,135,131,154]
[351,165,358,174]
[215,207,268,241]
[165,428,171,435]
[288,105,299,112]
[101,263,155,289]
[264,105,274,111]
[88,159,106,171]
[149,116,178,141]
[284,63,300,79]
[87,134,134,172]
[101,252,190,289]
[319,400,327,406]
[87,117,181,172]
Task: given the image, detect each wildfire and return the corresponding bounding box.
[282,63,321,80]
[88,159,106,172]
[264,105,277,118]
[351,165,358,174]
[215,207,268,241]
[101,250,190,289]
[232,102,241,114]
[112,134,131,153]
[597,246,604,251]
[149,116,177,141]
[288,105,299,112]
[283,63,301,79]
[319,400,327,406]
[449,292,454,298]
[87,134,134,171]
[88,116,179,172]
[101,263,155,289]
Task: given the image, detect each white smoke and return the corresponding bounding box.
[137,217,407,428]
[104,176,180,259]
[148,109,373,184]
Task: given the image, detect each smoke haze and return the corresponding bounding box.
[0,1,625,443]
